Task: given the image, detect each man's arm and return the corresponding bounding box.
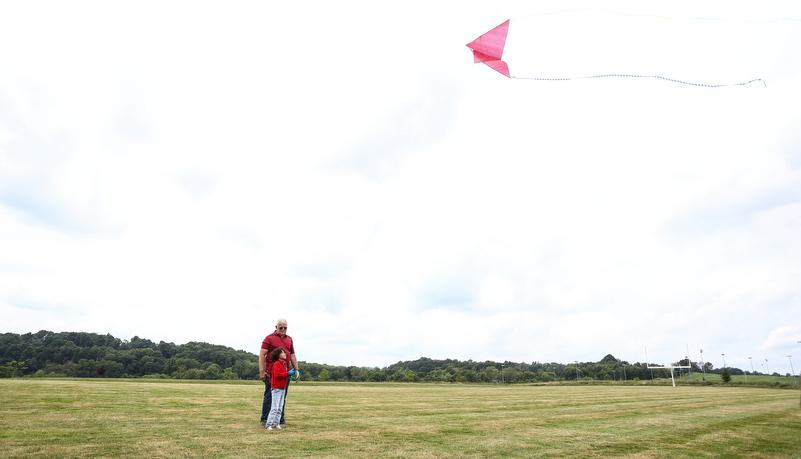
[290,353,300,381]
[259,348,269,381]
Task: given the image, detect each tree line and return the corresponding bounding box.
[1,330,757,382]
[0,331,260,380]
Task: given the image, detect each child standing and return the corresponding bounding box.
[265,347,295,430]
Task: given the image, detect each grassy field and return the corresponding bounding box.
[665,372,797,385]
[1,379,799,458]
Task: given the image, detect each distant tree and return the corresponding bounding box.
[463,369,477,382]
[75,359,98,377]
[204,364,222,380]
[318,368,330,381]
[483,366,500,382]
[721,368,732,383]
[299,362,322,380]
[6,360,27,377]
[232,359,259,380]
[100,361,125,378]
[183,368,203,379]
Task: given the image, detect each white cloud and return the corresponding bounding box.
[2,1,801,374]
[761,324,801,351]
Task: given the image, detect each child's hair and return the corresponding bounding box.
[270,347,286,362]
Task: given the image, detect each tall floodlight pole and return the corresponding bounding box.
[501,364,505,384]
[749,357,755,381]
[575,361,579,382]
[700,349,706,381]
[765,359,770,382]
[788,356,795,384]
[685,356,690,381]
[721,353,726,370]
[686,345,692,381]
[740,353,746,382]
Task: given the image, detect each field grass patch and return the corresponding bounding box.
[1,379,799,458]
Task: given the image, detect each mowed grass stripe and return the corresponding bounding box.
[1,380,799,458]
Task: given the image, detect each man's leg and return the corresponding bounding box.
[260,379,273,423]
[279,379,290,424]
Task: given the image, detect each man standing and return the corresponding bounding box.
[260,318,299,427]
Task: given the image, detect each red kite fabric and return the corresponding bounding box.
[465,20,510,78]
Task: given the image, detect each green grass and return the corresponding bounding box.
[670,371,797,385]
[1,379,799,458]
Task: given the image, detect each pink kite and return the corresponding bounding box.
[466,14,765,87]
[465,20,510,78]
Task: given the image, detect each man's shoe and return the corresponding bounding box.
[280,421,289,426]
[260,420,267,427]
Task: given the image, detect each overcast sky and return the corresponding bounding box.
[2,1,800,374]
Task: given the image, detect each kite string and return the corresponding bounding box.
[515,8,801,23]
[512,74,766,87]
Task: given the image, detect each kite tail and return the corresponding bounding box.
[513,74,766,87]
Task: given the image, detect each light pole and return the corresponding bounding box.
[721,353,726,370]
[739,354,746,382]
[501,364,505,384]
[765,359,770,382]
[788,356,795,384]
[749,357,755,382]
[686,355,691,381]
[701,349,706,381]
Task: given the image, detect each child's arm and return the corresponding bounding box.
[272,360,289,378]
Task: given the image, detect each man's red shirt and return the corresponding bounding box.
[262,332,294,375]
